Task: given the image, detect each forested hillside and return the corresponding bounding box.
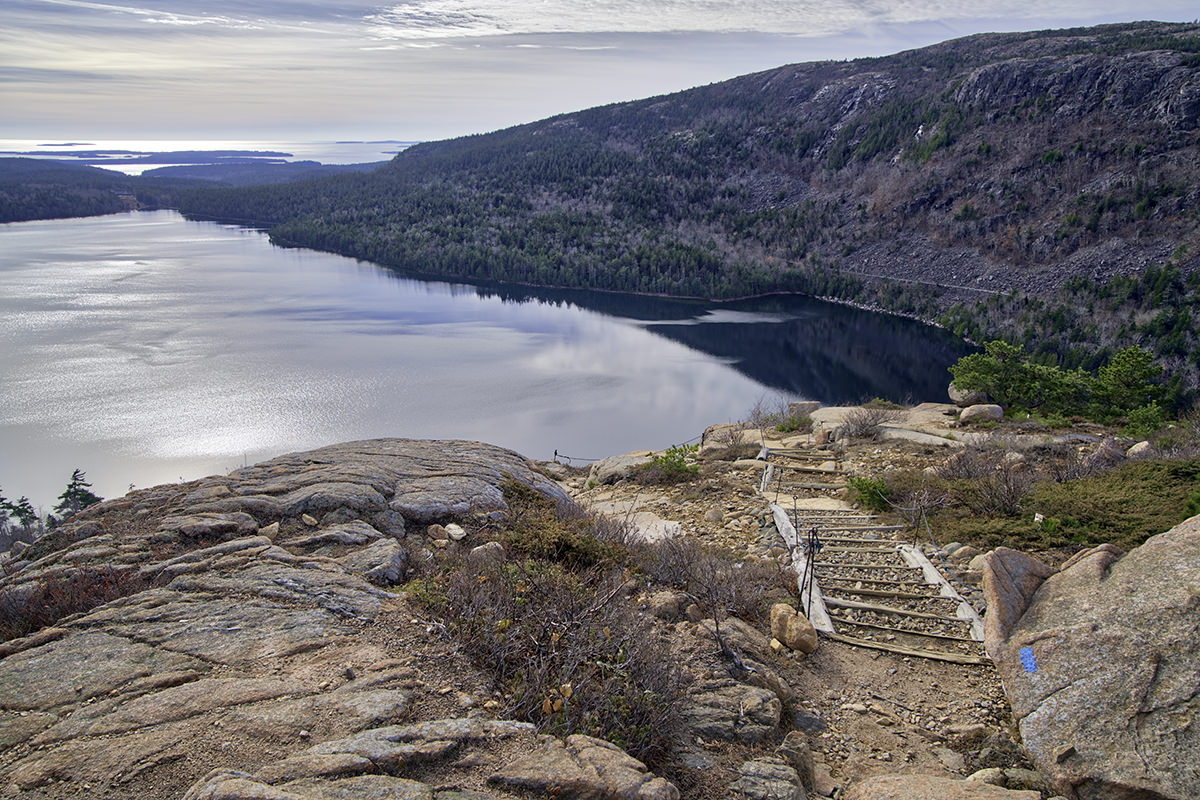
[10,22,1199,395]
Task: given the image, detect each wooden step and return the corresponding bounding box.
[782,482,847,490]
[821,586,950,602]
[814,563,922,572]
[764,448,834,459]
[819,545,902,554]
[805,524,905,532]
[823,596,968,624]
[824,632,990,664]
[822,576,932,590]
[814,537,907,545]
[828,615,984,645]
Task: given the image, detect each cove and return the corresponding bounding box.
[0,210,969,508]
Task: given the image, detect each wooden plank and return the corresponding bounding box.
[825,632,991,665]
[821,586,949,602]
[770,503,835,633]
[828,615,985,645]
[805,524,905,532]
[764,448,836,460]
[820,545,902,554]
[814,563,922,571]
[823,596,969,624]
[815,537,907,545]
[897,544,986,642]
[786,482,847,490]
[823,577,932,590]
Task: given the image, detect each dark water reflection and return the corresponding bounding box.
[455,284,971,404]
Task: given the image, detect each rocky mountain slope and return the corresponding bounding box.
[0,436,1029,799]
[2,422,1195,799]
[174,22,1200,309]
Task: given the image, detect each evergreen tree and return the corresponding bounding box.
[11,497,37,531]
[54,469,102,517]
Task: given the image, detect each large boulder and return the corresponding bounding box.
[948,382,989,408]
[684,679,781,743]
[842,775,1040,799]
[489,733,679,800]
[587,452,655,485]
[959,404,1004,424]
[980,548,1057,652]
[729,757,806,800]
[985,517,1200,800]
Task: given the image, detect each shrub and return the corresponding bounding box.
[863,397,905,410]
[930,456,1200,550]
[632,444,700,485]
[1123,402,1166,439]
[841,406,903,440]
[0,565,150,642]
[745,395,794,430]
[633,537,792,624]
[432,557,685,765]
[405,484,686,767]
[847,475,891,511]
[498,479,624,568]
[775,415,812,434]
[944,460,1037,517]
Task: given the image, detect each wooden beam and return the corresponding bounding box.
[824,632,991,665]
[828,615,983,644]
[823,596,969,624]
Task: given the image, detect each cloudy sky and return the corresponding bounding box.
[3,1,1196,142]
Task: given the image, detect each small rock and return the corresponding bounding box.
[769,603,818,654]
[301,514,318,527]
[948,545,983,563]
[445,523,467,541]
[1126,440,1153,458]
[775,730,815,790]
[647,591,685,622]
[467,541,505,565]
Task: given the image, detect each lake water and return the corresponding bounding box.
[0,210,969,510]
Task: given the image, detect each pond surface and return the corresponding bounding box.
[0,210,969,509]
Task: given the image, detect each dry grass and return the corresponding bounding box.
[0,565,151,642]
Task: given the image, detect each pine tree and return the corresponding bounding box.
[54,469,102,516]
[12,497,37,531]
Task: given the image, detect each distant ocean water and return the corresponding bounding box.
[0,139,415,174]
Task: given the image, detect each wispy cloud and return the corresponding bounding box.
[3,0,1198,139]
[362,0,1198,40]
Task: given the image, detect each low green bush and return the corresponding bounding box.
[632,444,700,485]
[847,475,891,512]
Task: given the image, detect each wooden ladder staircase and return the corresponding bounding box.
[770,504,988,665]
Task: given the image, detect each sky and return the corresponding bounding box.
[2,1,1198,142]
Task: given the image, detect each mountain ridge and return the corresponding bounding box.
[172,21,1200,301]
